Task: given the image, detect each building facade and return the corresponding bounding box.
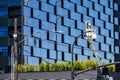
[0,0,120,66]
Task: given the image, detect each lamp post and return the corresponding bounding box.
[53,16,63,62]
[71,21,97,80]
[12,18,18,80]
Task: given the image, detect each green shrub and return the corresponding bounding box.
[29,65,35,72]
[107,65,115,72]
[59,63,65,71]
[65,62,71,70]
[44,62,50,71]
[18,64,24,72]
[34,65,39,71]
[18,59,115,72]
[50,65,55,71]
[78,61,86,70]
[54,62,60,71]
[74,61,81,70]
[39,63,45,71]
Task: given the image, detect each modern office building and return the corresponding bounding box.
[0,0,120,66]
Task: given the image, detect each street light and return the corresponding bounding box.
[53,16,63,62]
[71,21,97,80]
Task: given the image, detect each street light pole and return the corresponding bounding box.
[13,18,18,80]
[54,0,62,61]
[71,33,85,80]
[71,21,96,80]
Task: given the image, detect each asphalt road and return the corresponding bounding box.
[0,70,97,80]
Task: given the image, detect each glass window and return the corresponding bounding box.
[64,35,74,44]
[70,11,81,21]
[89,0,98,3]
[0,47,8,56]
[56,7,62,16]
[83,15,93,24]
[105,22,113,30]
[33,28,47,39]
[114,17,118,25]
[115,46,119,53]
[92,41,99,50]
[57,25,68,35]
[115,32,119,39]
[58,51,62,61]
[23,45,31,56]
[100,28,108,36]
[111,45,114,53]
[40,30,47,39]
[48,0,55,5]
[77,5,87,15]
[23,26,31,36]
[27,18,39,28]
[114,3,118,11]
[0,1,8,7]
[95,19,103,27]
[78,55,87,61]
[41,58,54,64]
[101,43,109,52]
[94,3,103,12]
[98,52,104,59]
[100,0,108,6]
[40,48,47,58]
[62,17,75,28]
[28,0,39,9]
[33,38,39,47]
[27,56,39,65]
[110,15,113,23]
[96,35,104,43]
[56,34,62,43]
[49,32,56,41]
[49,50,56,59]
[8,0,21,6]
[84,50,93,57]
[100,13,108,22]
[89,9,98,18]
[83,0,92,9]
[64,52,71,61]
[69,18,75,28]
[41,21,54,31]
[41,2,54,14]
[42,40,54,50]
[78,38,87,48]
[63,0,74,11]
[0,26,8,36]
[105,7,113,16]
[33,47,40,57]
[42,40,49,49]
[77,22,86,31]
[23,6,30,17]
[73,46,81,54]
[109,0,113,9]
[48,41,54,50]
[33,9,47,21]
[106,53,114,61]
[70,28,81,37]
[28,37,34,46]
[49,14,56,23]
[70,0,80,5]
[0,8,8,17]
[57,43,68,52]
[106,37,114,45]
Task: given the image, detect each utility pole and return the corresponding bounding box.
[13,18,18,80]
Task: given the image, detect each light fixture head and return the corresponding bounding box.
[13,34,17,38]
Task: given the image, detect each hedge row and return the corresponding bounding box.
[18,60,115,72]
